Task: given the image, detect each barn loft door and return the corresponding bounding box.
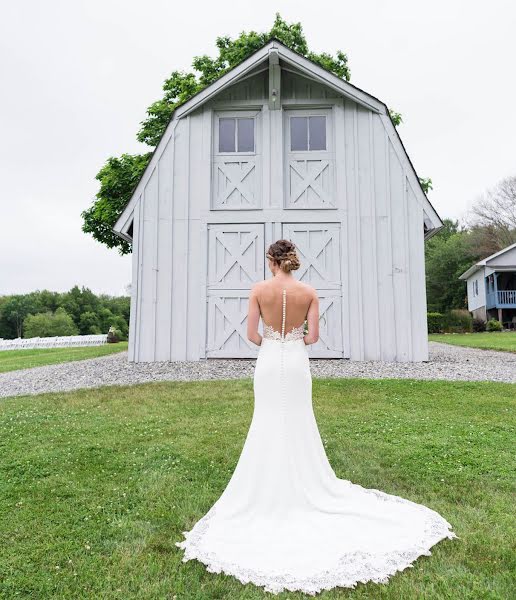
[282,223,343,358]
[283,108,335,209]
[206,224,264,358]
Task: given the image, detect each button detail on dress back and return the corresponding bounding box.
[281,289,286,340]
[262,287,305,342]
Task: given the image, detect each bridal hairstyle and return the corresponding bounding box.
[266,239,301,273]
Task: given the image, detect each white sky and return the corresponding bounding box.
[1,0,514,296]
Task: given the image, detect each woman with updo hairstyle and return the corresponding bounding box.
[265,239,301,274]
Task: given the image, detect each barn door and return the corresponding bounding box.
[283,108,335,209]
[282,223,343,358]
[206,224,264,357]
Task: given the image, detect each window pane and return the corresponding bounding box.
[237,118,254,152]
[290,116,308,151]
[309,116,326,150]
[219,118,235,152]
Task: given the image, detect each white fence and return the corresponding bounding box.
[0,334,109,351]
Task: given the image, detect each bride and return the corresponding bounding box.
[176,239,458,595]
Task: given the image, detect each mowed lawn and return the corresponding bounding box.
[429,331,516,353]
[0,379,514,599]
[0,342,128,373]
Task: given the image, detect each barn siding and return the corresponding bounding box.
[408,183,429,360]
[155,138,174,361]
[127,196,141,362]
[187,111,204,360]
[170,117,190,361]
[338,97,426,362]
[139,167,158,361]
[343,101,363,360]
[372,113,396,361]
[127,68,430,363]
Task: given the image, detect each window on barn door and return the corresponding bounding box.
[290,116,326,151]
[218,117,255,153]
[284,108,334,209]
[212,110,261,210]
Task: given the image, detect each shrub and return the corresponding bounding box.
[486,318,502,332]
[23,308,79,338]
[443,309,473,333]
[427,312,445,334]
[472,318,486,333]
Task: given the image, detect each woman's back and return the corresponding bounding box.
[246,239,319,347]
[255,278,314,335]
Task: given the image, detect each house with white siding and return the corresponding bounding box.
[113,38,443,362]
[459,242,516,326]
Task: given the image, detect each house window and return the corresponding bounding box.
[475,280,479,295]
[290,115,326,151]
[218,117,255,153]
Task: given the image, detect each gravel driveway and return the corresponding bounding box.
[0,342,514,399]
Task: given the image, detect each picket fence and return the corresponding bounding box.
[0,334,108,351]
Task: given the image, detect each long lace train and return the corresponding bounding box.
[176,485,457,595]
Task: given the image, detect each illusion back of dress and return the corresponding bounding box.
[257,282,312,336]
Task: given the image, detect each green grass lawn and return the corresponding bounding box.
[429,331,516,353]
[0,342,128,373]
[0,378,514,599]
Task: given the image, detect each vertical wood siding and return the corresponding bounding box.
[129,70,429,362]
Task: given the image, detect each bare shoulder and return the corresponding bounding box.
[250,280,267,296]
[296,280,318,299]
[251,280,268,291]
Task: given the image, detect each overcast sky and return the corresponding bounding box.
[1,0,514,297]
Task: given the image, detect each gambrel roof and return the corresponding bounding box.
[113,38,443,242]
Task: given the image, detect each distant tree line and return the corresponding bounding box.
[0,285,130,340]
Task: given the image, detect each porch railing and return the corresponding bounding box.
[486,290,516,307]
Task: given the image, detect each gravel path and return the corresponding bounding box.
[0,342,514,399]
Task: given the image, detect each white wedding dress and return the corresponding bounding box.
[175,289,458,595]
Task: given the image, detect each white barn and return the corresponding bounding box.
[113,39,443,363]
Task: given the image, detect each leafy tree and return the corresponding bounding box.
[97,307,116,333]
[0,295,40,338]
[111,315,129,340]
[24,308,79,338]
[81,153,151,254]
[79,311,102,335]
[426,218,460,248]
[425,221,481,313]
[30,289,61,314]
[61,285,100,328]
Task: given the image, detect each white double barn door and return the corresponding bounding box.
[206,222,343,358]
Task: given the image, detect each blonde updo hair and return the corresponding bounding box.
[266,239,301,273]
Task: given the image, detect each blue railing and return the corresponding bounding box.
[486,290,516,308]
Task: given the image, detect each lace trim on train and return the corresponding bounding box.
[175,482,458,596]
[263,323,305,342]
